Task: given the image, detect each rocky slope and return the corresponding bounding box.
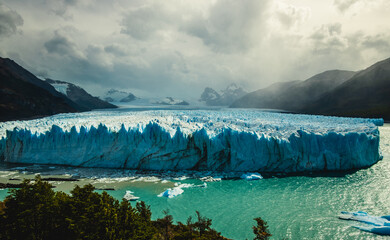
[0,57,79,121]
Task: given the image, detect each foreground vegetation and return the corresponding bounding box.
[0,176,271,240]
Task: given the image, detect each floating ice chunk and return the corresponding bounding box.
[241,173,263,181]
[158,182,207,198]
[200,176,222,182]
[339,211,390,235]
[123,190,140,201]
[173,176,188,181]
[132,176,161,182]
[158,187,184,198]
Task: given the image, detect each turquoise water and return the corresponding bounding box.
[0,124,389,239]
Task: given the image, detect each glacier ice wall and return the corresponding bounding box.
[0,110,383,173]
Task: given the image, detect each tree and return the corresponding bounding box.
[0,176,269,240]
[253,217,272,240]
[154,209,174,240]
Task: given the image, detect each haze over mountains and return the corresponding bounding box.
[1,55,390,121]
[302,58,390,120]
[231,70,355,110]
[231,57,390,120]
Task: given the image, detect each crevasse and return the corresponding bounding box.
[0,109,382,173]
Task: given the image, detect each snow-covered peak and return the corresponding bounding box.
[200,84,247,106]
[50,83,69,95]
[154,97,189,106]
[225,83,240,92]
[103,89,137,103]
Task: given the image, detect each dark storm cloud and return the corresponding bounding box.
[44,31,79,57]
[0,4,23,38]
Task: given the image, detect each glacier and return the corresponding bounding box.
[0,109,383,173]
[339,211,390,235]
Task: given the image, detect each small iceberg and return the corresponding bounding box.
[339,211,390,235]
[123,190,140,201]
[158,187,184,198]
[199,176,222,182]
[158,182,207,198]
[241,172,263,181]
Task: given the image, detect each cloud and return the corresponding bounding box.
[45,0,77,18]
[310,23,348,54]
[362,34,390,52]
[182,0,271,53]
[333,0,388,13]
[120,2,176,40]
[44,30,83,58]
[0,4,23,38]
[333,0,359,12]
[273,2,310,30]
[1,0,389,99]
[104,44,128,57]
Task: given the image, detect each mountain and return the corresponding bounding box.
[302,58,390,120]
[153,97,189,106]
[103,89,137,103]
[0,57,79,121]
[200,83,248,106]
[46,79,116,111]
[231,70,355,111]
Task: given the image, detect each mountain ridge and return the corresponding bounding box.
[231,70,355,111]
[0,57,79,121]
[301,57,390,120]
[46,79,117,111]
[231,57,390,120]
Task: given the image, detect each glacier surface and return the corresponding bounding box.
[0,109,383,173]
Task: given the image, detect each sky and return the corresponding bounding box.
[0,0,389,98]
